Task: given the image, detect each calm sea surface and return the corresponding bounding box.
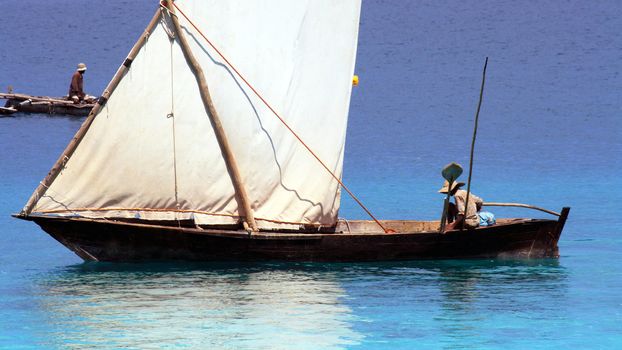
[1,0,621,349]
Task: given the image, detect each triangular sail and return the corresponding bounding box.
[28,0,362,229]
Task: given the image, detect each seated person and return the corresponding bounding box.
[68,63,87,103]
[439,180,486,230]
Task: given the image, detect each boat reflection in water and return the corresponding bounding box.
[33,263,364,349]
[432,259,569,346]
[327,260,568,347]
[32,261,567,348]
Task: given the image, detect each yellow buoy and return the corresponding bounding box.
[352,75,359,86]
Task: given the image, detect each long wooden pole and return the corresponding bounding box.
[0,93,86,105]
[482,202,561,217]
[163,1,258,231]
[463,57,488,229]
[21,9,163,216]
[439,190,451,232]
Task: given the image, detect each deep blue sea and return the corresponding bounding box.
[1,0,621,348]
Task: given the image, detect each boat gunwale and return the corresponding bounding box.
[17,213,558,239]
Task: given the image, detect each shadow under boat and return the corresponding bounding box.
[15,207,570,262]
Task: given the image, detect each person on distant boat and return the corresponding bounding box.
[439,180,485,230]
[68,63,87,103]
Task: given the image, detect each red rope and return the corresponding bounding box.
[162,1,391,233]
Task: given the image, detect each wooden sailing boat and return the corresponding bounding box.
[15,1,569,262]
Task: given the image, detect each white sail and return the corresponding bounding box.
[31,0,361,229]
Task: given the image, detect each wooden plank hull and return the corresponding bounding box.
[27,209,569,262]
[9,100,92,116]
[0,106,17,115]
[2,93,93,116]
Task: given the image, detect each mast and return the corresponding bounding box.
[20,9,163,216]
[162,0,258,231]
[462,57,488,230]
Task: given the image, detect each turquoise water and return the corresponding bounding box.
[1,0,621,348]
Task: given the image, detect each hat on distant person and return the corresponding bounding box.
[438,180,465,193]
[77,63,87,72]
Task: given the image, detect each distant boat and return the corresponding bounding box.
[14,1,569,262]
[1,92,93,116]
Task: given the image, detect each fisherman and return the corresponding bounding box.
[439,180,485,230]
[68,63,87,103]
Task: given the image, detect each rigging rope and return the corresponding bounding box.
[161,1,390,233]
[169,35,182,227]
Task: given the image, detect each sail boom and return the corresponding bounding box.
[30,208,331,230]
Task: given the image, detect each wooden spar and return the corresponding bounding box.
[163,1,258,232]
[0,106,17,115]
[0,93,77,104]
[463,57,488,229]
[439,162,463,233]
[439,197,449,232]
[483,202,561,217]
[20,9,163,216]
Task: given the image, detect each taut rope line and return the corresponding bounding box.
[162,1,390,233]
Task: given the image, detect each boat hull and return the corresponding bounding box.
[2,94,93,116]
[28,209,569,262]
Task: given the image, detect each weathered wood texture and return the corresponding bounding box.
[1,93,78,104]
[24,207,569,262]
[0,106,17,115]
[163,1,258,231]
[2,93,93,116]
[483,202,561,216]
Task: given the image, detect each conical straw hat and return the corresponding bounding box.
[438,180,465,193]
